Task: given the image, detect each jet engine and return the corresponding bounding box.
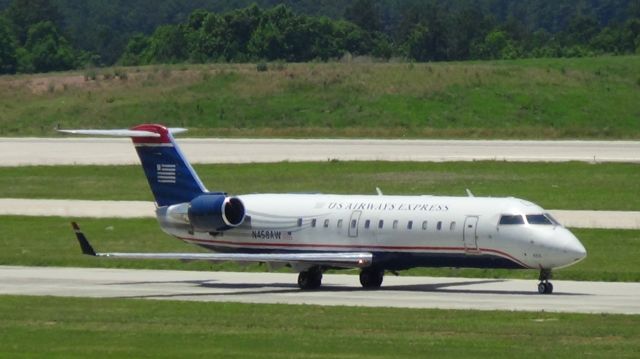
[185,194,246,232]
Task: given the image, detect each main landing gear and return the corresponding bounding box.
[538,269,554,294]
[297,266,323,290]
[359,267,384,289]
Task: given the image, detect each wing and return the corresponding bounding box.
[71,222,372,269]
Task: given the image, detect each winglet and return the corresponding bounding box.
[71,222,96,256]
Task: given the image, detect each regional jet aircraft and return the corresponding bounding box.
[63,124,586,294]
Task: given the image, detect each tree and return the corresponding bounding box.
[222,5,262,61]
[5,0,62,44]
[118,33,150,65]
[24,21,75,72]
[144,25,188,63]
[621,18,640,53]
[474,30,519,60]
[565,15,600,46]
[192,12,227,61]
[247,5,294,61]
[344,0,381,33]
[0,15,17,74]
[404,23,431,61]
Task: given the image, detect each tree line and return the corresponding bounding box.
[1,0,640,74]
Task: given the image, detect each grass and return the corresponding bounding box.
[1,216,639,282]
[1,56,640,138]
[1,161,639,211]
[0,295,638,358]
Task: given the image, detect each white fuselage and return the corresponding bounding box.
[157,194,587,271]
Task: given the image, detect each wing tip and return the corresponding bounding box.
[70,222,97,256]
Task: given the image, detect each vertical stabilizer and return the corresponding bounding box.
[129,124,207,206]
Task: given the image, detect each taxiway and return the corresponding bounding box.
[1,138,638,166]
[0,266,638,314]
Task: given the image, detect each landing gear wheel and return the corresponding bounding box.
[359,268,384,289]
[538,283,547,294]
[537,269,554,295]
[537,282,554,294]
[297,267,322,290]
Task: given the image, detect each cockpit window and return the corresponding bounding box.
[526,214,554,225]
[499,215,524,225]
[544,213,561,226]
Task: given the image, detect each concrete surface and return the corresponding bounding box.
[1,266,638,314]
[2,138,639,166]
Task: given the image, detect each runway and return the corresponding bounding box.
[1,266,638,314]
[2,137,639,166]
[1,198,638,229]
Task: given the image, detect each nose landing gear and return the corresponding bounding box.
[538,269,553,294]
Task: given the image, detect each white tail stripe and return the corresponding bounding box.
[157,164,177,184]
[134,143,174,148]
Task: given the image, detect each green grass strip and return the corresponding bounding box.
[1,161,639,210]
[1,216,638,282]
[2,57,640,139]
[0,295,638,358]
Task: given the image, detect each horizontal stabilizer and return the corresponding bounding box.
[58,128,187,137]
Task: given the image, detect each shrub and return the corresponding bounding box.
[114,68,128,80]
[84,69,97,81]
[256,62,268,72]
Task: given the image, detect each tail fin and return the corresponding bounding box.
[60,124,207,206]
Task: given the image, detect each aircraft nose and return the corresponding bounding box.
[561,230,587,264]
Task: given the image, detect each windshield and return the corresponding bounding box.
[499,215,525,225]
[526,214,554,225]
[544,213,561,226]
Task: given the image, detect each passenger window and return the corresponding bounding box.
[499,215,525,225]
[436,221,442,231]
[450,222,456,231]
[393,220,398,229]
[422,221,427,230]
[337,219,343,228]
[351,219,357,228]
[378,220,384,229]
[364,219,371,229]
[407,221,413,230]
[324,219,329,228]
[311,219,317,227]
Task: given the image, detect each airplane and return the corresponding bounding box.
[62,124,587,294]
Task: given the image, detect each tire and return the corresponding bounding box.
[298,268,322,290]
[538,283,546,294]
[360,268,384,289]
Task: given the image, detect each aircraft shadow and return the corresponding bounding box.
[111,278,588,299]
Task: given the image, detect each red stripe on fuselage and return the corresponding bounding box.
[177,237,531,268]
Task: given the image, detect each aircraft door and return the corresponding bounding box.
[348,210,362,238]
[463,216,479,252]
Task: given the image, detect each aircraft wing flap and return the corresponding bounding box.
[93,252,373,268]
[71,222,372,268]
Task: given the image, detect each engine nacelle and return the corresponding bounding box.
[187,194,245,232]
